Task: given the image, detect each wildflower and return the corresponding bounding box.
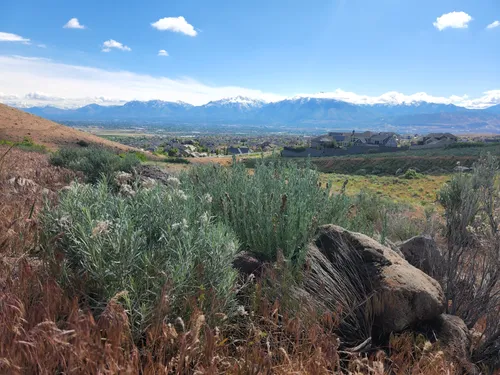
[166,176,181,188]
[141,177,156,190]
[172,218,189,231]
[200,211,210,225]
[119,184,136,197]
[236,305,248,316]
[115,172,133,186]
[175,189,188,201]
[91,220,111,237]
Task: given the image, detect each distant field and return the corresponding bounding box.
[311,144,500,175]
[323,173,450,207]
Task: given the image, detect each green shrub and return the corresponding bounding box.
[164,157,190,164]
[40,179,239,338]
[0,137,47,153]
[403,168,420,179]
[50,147,140,183]
[182,160,352,263]
[76,140,89,147]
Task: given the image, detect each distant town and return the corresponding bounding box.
[92,128,500,158]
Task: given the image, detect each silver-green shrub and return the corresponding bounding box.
[182,160,352,263]
[40,178,239,338]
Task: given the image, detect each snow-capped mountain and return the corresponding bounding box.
[21,96,500,130]
[203,96,267,110]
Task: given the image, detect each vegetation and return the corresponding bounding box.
[0,136,47,153]
[306,143,500,175]
[40,178,239,338]
[438,153,500,371]
[50,146,140,183]
[3,142,500,373]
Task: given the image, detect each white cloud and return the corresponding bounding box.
[487,20,500,29]
[158,49,169,56]
[0,32,30,43]
[63,18,85,29]
[0,55,498,110]
[102,39,131,52]
[37,44,47,48]
[0,55,282,108]
[433,11,472,31]
[151,16,197,36]
[293,89,500,109]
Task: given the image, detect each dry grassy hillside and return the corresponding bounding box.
[0,103,133,151]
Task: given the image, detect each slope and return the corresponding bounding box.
[0,104,133,151]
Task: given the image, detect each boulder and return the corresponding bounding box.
[233,252,264,276]
[398,236,444,279]
[432,314,478,375]
[303,225,445,339]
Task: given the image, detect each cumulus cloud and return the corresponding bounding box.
[487,20,500,29]
[151,16,197,36]
[433,11,472,31]
[0,32,30,43]
[102,39,131,52]
[63,18,85,29]
[158,49,169,56]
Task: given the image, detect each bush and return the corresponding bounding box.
[40,179,239,338]
[439,153,500,372]
[403,168,420,179]
[50,147,140,183]
[164,157,190,164]
[182,160,354,263]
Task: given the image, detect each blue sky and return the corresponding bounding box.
[0,0,499,108]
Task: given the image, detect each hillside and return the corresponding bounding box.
[0,103,133,151]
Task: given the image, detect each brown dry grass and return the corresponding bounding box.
[0,146,464,374]
[0,145,79,255]
[0,103,135,151]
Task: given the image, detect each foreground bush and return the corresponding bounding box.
[183,160,353,263]
[40,179,239,338]
[439,153,500,372]
[50,147,140,183]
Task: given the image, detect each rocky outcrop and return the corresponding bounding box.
[398,236,444,279]
[302,225,446,339]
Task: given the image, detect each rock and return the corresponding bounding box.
[303,225,445,339]
[233,252,264,276]
[432,314,479,375]
[383,238,404,258]
[398,236,444,279]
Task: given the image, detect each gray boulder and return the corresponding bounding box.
[302,225,445,338]
[399,235,444,279]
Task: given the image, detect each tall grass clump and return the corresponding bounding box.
[50,147,140,183]
[182,159,352,263]
[40,178,239,338]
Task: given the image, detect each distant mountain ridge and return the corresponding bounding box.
[21,96,500,132]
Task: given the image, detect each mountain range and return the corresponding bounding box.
[21,96,500,132]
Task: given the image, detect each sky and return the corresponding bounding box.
[0,0,499,108]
